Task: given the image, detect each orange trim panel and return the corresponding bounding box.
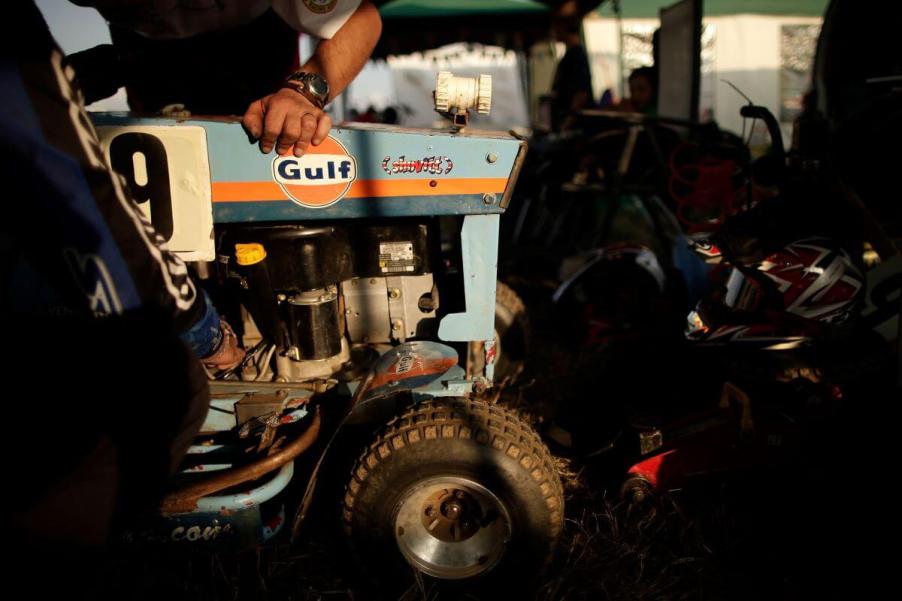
[212,178,509,203]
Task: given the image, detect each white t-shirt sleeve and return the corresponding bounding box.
[272,0,363,39]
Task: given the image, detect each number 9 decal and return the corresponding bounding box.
[109,132,175,242]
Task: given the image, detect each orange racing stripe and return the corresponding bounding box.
[212,178,508,203]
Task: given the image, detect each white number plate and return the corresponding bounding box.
[97,125,214,262]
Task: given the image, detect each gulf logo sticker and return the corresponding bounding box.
[272,136,357,208]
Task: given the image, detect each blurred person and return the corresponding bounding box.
[1,2,243,589]
[599,87,615,108]
[550,15,593,131]
[616,66,658,115]
[353,104,378,122]
[382,106,399,124]
[68,0,382,157]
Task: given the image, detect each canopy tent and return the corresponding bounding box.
[379,0,549,18]
[373,0,605,57]
[598,0,829,18]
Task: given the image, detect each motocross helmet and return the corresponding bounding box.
[687,238,865,349]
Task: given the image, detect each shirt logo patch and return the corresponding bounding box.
[303,0,338,14]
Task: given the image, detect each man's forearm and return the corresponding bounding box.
[301,0,382,102]
[242,1,381,156]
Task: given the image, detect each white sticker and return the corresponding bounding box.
[379,242,416,273]
[97,125,214,262]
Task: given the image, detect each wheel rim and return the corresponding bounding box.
[393,476,512,580]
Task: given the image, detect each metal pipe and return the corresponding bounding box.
[195,462,294,513]
[161,406,322,514]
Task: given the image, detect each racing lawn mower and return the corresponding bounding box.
[91,72,564,592]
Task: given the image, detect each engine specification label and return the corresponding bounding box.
[379,242,416,273]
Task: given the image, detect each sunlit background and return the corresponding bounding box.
[36,0,826,138]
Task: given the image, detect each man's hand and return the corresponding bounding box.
[242,0,380,156]
[242,88,333,157]
[203,320,245,372]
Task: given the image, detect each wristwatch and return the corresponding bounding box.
[283,71,330,109]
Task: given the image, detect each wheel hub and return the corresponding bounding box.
[394,476,511,579]
[420,488,482,543]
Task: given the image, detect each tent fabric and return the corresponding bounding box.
[598,0,829,19]
[379,0,549,19]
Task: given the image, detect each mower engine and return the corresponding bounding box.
[222,221,439,381]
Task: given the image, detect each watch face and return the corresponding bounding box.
[305,74,329,99]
